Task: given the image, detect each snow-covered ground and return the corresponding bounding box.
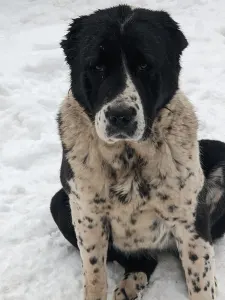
[1,0,225,299]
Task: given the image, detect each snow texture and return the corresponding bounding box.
[0,0,225,299]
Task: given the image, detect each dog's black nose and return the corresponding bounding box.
[106,106,137,129]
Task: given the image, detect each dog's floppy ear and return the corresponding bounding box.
[158,11,188,56]
[60,16,87,65]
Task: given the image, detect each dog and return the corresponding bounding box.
[51,5,225,300]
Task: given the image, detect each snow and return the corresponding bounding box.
[1,0,225,299]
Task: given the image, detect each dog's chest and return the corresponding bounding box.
[110,205,175,251]
[71,143,198,252]
[105,149,177,251]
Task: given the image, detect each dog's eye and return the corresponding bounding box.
[95,65,105,72]
[137,63,148,71]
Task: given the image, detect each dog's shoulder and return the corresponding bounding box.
[159,91,200,164]
[58,91,92,151]
[163,91,198,141]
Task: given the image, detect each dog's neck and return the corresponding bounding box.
[59,90,198,174]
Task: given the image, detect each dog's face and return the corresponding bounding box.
[61,5,188,143]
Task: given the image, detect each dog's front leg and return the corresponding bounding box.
[70,196,109,300]
[173,212,216,300]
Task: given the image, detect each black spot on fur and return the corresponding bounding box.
[158,173,166,181]
[78,235,83,245]
[186,199,192,205]
[193,234,200,240]
[156,140,163,148]
[85,216,93,223]
[179,219,187,224]
[130,217,137,225]
[125,229,133,237]
[131,95,137,101]
[192,279,201,293]
[157,192,169,201]
[138,179,151,198]
[83,154,88,164]
[93,195,106,204]
[177,177,185,189]
[193,285,201,293]
[187,171,195,178]
[168,205,178,212]
[87,245,95,252]
[101,216,110,238]
[149,220,158,231]
[189,252,198,262]
[89,256,98,265]
[157,115,162,122]
[204,254,210,260]
[72,190,80,199]
[133,274,137,280]
[188,243,196,249]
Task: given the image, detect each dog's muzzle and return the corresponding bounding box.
[105,105,137,139]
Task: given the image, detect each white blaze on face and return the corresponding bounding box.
[95,67,145,143]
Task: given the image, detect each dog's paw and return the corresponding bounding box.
[113,272,148,300]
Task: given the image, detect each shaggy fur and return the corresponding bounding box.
[50,5,225,300]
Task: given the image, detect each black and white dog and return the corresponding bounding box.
[50,5,225,300]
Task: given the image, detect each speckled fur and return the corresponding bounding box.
[58,90,219,300]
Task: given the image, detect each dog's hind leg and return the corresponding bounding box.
[199,139,225,240]
[203,165,225,241]
[112,251,158,300]
[208,167,225,241]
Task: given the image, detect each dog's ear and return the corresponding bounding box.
[157,11,188,56]
[60,16,87,65]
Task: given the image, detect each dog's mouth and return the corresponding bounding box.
[107,132,131,142]
[106,123,138,139]
[114,133,128,139]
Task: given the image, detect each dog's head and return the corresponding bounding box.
[61,5,188,143]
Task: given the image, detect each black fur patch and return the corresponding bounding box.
[60,152,74,194]
[195,185,212,243]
